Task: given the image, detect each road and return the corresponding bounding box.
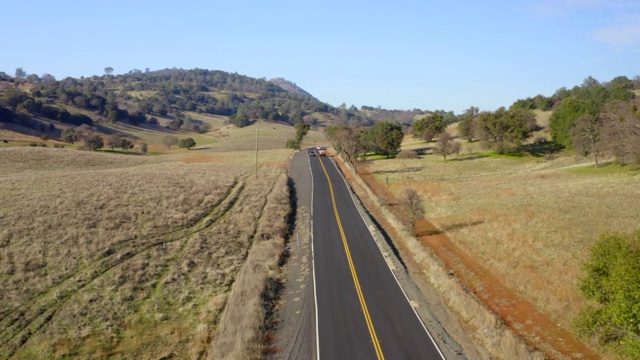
[310,153,445,360]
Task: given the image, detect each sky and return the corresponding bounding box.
[2,0,639,113]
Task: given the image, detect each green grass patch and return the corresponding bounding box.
[567,162,640,175]
[361,153,395,161]
[99,149,143,155]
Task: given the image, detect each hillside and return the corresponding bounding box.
[268,77,318,101]
[0,68,439,148]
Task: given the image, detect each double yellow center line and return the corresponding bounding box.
[317,155,385,360]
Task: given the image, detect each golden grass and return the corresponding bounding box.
[208,172,290,360]
[356,141,639,358]
[335,156,547,360]
[0,146,292,359]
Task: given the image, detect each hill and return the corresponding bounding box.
[268,77,318,101]
[0,68,440,148]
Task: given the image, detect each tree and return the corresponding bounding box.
[364,121,403,157]
[286,138,301,149]
[179,137,196,150]
[328,125,365,171]
[402,188,424,234]
[169,118,184,131]
[118,137,134,150]
[14,67,26,79]
[475,108,536,153]
[85,134,104,151]
[107,133,121,150]
[60,128,77,143]
[163,135,179,149]
[550,97,593,148]
[433,131,461,161]
[139,142,148,154]
[571,114,605,167]
[458,106,479,142]
[574,229,640,359]
[295,122,310,139]
[601,100,640,166]
[229,107,250,127]
[1,88,30,107]
[104,67,114,76]
[412,113,447,140]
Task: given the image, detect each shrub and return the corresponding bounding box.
[574,229,640,358]
[396,150,419,159]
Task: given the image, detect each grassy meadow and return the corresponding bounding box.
[0,143,292,359]
[358,128,640,356]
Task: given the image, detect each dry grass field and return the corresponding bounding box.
[0,145,292,359]
[357,134,640,358]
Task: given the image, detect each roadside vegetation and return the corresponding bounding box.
[327,75,640,358]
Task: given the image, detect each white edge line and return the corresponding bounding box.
[308,153,321,360]
[329,158,447,360]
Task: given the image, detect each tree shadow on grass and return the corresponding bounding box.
[519,141,564,158]
[99,149,143,155]
[416,220,484,236]
[450,154,490,162]
[412,147,432,155]
[372,166,423,175]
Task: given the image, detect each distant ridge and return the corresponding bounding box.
[269,77,318,101]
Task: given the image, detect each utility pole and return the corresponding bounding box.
[255,121,259,178]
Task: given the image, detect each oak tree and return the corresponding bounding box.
[179,137,196,150]
[163,135,179,149]
[402,188,424,234]
[433,131,461,161]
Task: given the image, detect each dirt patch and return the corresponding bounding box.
[180,154,219,163]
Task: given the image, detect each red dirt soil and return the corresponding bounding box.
[338,157,598,359]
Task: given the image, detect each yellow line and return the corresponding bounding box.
[317,156,385,360]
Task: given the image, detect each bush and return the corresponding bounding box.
[285,139,300,149]
[396,150,419,159]
[574,229,640,358]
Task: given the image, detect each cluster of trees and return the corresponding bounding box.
[412,112,448,141]
[511,76,639,112]
[549,76,636,148]
[57,125,105,150]
[569,100,640,167]
[326,121,404,170]
[2,67,361,131]
[106,133,134,151]
[2,67,460,143]
[0,82,134,128]
[545,77,639,166]
[162,135,196,150]
[1,88,94,129]
[456,107,537,153]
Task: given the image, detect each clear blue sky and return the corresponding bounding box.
[2,0,639,113]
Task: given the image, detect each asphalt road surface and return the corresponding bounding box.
[310,153,445,360]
